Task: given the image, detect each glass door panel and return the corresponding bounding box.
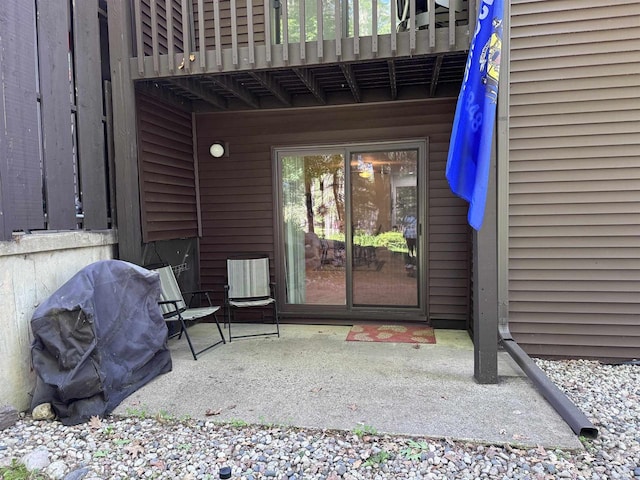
[350,150,419,306]
[281,153,346,305]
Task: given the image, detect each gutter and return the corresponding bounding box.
[499,326,598,439]
[495,0,597,441]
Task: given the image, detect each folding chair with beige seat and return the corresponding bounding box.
[151,265,225,360]
[224,254,280,341]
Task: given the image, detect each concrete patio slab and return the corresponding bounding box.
[114,324,583,450]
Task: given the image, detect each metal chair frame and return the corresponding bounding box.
[152,265,226,360]
[224,254,280,342]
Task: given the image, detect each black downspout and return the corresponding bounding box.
[499,326,598,439]
[495,0,597,441]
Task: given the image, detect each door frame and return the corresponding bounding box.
[273,139,429,322]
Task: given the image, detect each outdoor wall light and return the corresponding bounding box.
[209,142,226,158]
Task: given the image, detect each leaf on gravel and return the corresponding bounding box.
[310,387,323,393]
[536,444,547,457]
[505,444,521,454]
[348,404,358,411]
[125,441,145,457]
[150,459,166,470]
[205,408,222,416]
[89,415,102,429]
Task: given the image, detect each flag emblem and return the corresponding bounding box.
[445,0,504,230]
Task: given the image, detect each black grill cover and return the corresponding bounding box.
[30,260,172,425]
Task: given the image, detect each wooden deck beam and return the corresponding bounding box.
[169,78,228,110]
[430,54,444,98]
[293,68,327,105]
[339,64,361,103]
[208,76,259,109]
[387,60,398,100]
[248,72,292,106]
[130,28,470,80]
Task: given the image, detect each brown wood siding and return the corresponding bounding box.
[509,0,640,360]
[196,99,471,322]
[137,93,199,242]
[192,0,267,50]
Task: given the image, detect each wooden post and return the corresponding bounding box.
[316,0,323,59]
[353,0,359,56]
[299,0,305,61]
[264,0,272,64]
[448,0,456,47]
[473,136,499,384]
[390,0,396,54]
[231,0,239,66]
[247,0,255,65]
[282,0,289,63]
[214,0,223,68]
[166,0,175,72]
[108,0,144,263]
[198,0,206,69]
[371,0,378,56]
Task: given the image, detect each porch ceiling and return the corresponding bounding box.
[135,52,467,112]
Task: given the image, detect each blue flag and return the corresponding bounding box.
[446,0,504,230]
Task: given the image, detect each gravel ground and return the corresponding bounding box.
[1,359,638,480]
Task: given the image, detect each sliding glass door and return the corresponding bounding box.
[280,151,347,306]
[277,142,424,316]
[349,149,419,306]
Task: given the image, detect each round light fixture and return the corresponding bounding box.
[209,142,225,158]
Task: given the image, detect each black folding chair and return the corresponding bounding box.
[152,265,225,360]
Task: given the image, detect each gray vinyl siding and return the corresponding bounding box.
[508,0,640,359]
[195,99,471,323]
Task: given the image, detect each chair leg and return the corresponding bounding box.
[213,312,226,345]
[189,312,226,359]
[171,312,226,361]
[226,305,280,341]
[178,317,199,361]
[273,302,280,337]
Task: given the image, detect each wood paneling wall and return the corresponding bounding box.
[196,99,471,323]
[509,0,640,360]
[137,94,200,242]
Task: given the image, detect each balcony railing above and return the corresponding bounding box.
[131,0,473,79]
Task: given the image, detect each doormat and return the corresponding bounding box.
[346,324,436,344]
